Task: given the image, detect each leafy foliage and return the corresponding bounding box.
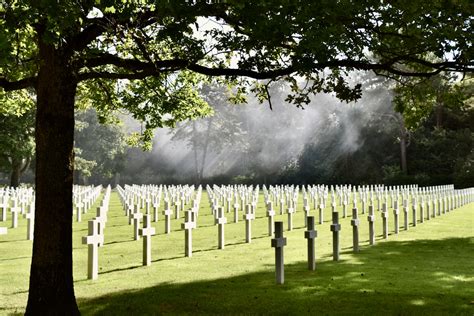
[74,108,127,183]
[0,109,35,184]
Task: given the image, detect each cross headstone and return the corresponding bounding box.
[76,201,83,222]
[152,202,159,222]
[162,200,173,234]
[0,196,8,222]
[24,206,35,241]
[127,204,133,224]
[393,201,399,234]
[271,221,287,284]
[267,201,275,236]
[351,207,359,252]
[233,202,239,223]
[139,215,156,266]
[420,198,425,223]
[287,202,295,231]
[132,206,143,240]
[318,203,324,224]
[243,204,255,243]
[175,203,181,220]
[426,198,431,220]
[10,205,20,229]
[412,197,417,227]
[367,205,376,245]
[342,197,347,218]
[382,203,389,239]
[330,212,341,261]
[402,199,409,230]
[181,210,196,257]
[303,197,310,226]
[82,220,103,280]
[304,216,317,270]
[215,207,227,249]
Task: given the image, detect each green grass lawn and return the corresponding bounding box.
[1,190,473,315]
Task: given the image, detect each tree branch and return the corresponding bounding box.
[0,76,37,91]
[78,52,472,83]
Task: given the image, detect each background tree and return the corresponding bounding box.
[0,1,472,314]
[74,108,127,185]
[0,90,35,187]
[170,84,247,184]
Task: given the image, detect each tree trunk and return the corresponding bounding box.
[82,174,89,186]
[435,101,443,129]
[10,157,22,187]
[399,118,409,175]
[192,121,200,185]
[25,38,79,314]
[199,117,213,183]
[10,156,31,187]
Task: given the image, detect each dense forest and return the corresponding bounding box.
[2,73,472,188]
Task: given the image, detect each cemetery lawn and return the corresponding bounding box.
[1,191,473,315]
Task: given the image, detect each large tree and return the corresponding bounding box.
[0,1,472,314]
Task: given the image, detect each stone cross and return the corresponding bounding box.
[271,221,287,284]
[0,196,8,222]
[402,199,409,230]
[267,201,275,236]
[243,204,255,243]
[132,206,143,240]
[304,216,317,270]
[145,198,151,215]
[393,200,399,234]
[24,206,35,241]
[367,205,376,245]
[342,197,347,218]
[226,195,232,213]
[233,202,239,223]
[351,208,359,252]
[10,205,20,229]
[181,210,196,257]
[426,197,431,220]
[279,198,284,215]
[94,209,107,246]
[76,201,83,222]
[82,220,103,280]
[152,201,159,222]
[412,197,417,227]
[162,200,173,234]
[139,215,156,266]
[382,203,389,239]
[287,202,295,231]
[175,202,181,220]
[303,197,310,227]
[318,203,324,224]
[330,212,341,261]
[215,207,227,249]
[420,198,425,223]
[127,204,133,224]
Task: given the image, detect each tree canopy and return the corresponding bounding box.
[0,1,472,314]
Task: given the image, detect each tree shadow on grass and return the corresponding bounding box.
[78,237,474,315]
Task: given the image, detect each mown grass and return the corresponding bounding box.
[0,190,473,315]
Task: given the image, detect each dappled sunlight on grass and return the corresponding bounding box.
[410,299,426,306]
